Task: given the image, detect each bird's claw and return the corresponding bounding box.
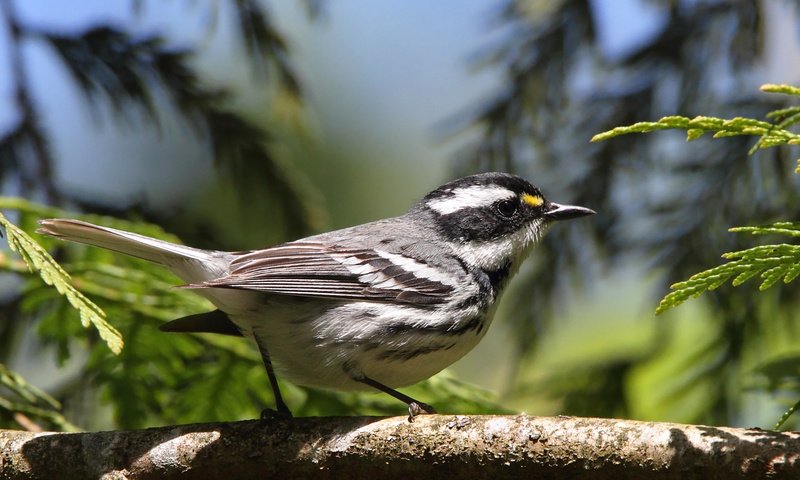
[407,401,436,422]
[260,406,293,421]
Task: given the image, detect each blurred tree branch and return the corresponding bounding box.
[2,415,798,479]
[0,0,60,202]
[0,0,319,234]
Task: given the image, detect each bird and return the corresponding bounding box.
[38,172,595,421]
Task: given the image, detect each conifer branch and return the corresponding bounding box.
[0,364,78,432]
[593,85,800,317]
[591,115,800,147]
[0,212,123,354]
[656,230,800,314]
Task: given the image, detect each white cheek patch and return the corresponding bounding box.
[451,219,545,271]
[426,185,515,215]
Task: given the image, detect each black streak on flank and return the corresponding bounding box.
[380,315,483,337]
[354,339,457,357]
[453,261,511,312]
[376,343,456,361]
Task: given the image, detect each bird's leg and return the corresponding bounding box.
[253,332,292,418]
[354,375,436,422]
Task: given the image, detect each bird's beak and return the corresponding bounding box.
[543,202,596,221]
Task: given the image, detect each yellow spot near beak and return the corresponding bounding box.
[521,193,543,208]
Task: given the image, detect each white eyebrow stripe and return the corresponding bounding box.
[426,185,515,215]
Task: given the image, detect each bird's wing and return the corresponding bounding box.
[185,241,457,306]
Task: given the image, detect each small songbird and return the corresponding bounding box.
[38,172,594,420]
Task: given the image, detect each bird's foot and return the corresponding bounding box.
[260,405,293,421]
[407,401,436,422]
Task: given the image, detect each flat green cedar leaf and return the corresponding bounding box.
[722,244,796,260]
[655,291,691,315]
[785,262,800,283]
[776,112,800,129]
[707,275,731,290]
[591,116,692,142]
[689,116,725,129]
[0,212,123,354]
[730,224,800,238]
[713,130,748,138]
[685,261,738,281]
[732,269,760,286]
[759,136,791,147]
[686,129,705,141]
[657,270,734,315]
[761,84,800,96]
[760,266,787,291]
[770,222,800,229]
[725,116,773,129]
[657,238,800,314]
[766,106,800,120]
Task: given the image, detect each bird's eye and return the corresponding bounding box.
[496,199,519,218]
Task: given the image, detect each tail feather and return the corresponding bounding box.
[37,219,223,281]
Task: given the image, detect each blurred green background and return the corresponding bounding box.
[2,0,800,432]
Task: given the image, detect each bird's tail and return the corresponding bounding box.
[37,219,222,281]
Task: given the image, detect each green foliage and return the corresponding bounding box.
[657,224,800,314]
[591,114,800,150]
[774,400,800,430]
[0,364,78,432]
[0,207,122,354]
[592,83,800,167]
[591,84,800,427]
[593,85,800,317]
